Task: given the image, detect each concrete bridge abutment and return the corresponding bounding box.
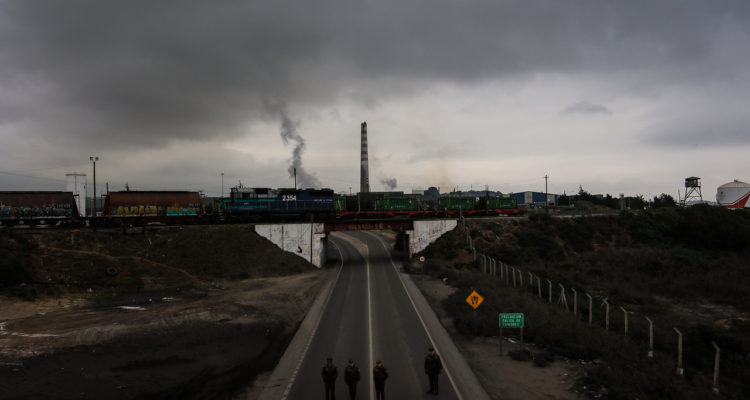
[254,223,327,268]
[254,219,457,267]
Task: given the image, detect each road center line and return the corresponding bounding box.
[280,237,344,400]
[366,232,464,400]
[366,243,375,400]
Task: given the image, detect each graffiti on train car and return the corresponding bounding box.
[112,205,199,217]
[114,205,159,216]
[166,207,199,216]
[0,204,74,219]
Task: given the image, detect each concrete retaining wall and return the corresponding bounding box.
[408,219,457,257]
[254,223,327,268]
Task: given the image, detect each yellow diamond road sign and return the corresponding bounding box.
[466,290,484,309]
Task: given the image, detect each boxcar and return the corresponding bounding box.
[104,191,203,218]
[482,196,518,210]
[437,196,476,210]
[0,191,79,225]
[375,195,420,211]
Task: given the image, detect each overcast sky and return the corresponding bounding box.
[2,1,749,200]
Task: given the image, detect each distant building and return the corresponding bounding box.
[509,191,558,207]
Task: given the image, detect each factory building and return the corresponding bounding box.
[509,191,558,208]
[716,180,750,209]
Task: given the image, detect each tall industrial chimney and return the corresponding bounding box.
[360,122,370,193]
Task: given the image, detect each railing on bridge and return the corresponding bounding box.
[324,219,414,232]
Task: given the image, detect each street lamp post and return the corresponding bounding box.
[90,156,98,217]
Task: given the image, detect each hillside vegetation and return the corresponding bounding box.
[0,225,314,300]
[418,206,750,399]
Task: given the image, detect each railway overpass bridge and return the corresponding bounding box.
[253,218,457,267]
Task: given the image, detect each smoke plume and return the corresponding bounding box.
[380,177,397,190]
[279,109,321,189]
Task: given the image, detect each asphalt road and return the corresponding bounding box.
[283,231,461,400]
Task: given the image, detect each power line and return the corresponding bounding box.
[0,170,68,183]
[1,163,90,173]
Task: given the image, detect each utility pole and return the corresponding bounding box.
[90,156,98,217]
[544,174,549,209]
[221,172,224,197]
[294,167,297,189]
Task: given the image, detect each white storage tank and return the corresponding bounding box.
[716,180,750,209]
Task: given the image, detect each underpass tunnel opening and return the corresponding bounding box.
[324,230,410,266]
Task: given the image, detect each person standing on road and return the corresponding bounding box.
[373,359,388,400]
[322,357,338,400]
[344,359,361,399]
[425,347,443,395]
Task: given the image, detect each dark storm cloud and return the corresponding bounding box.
[643,112,750,148]
[1,0,749,149]
[561,101,612,115]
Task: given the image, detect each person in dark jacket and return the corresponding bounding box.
[344,359,361,400]
[424,348,443,395]
[373,360,388,400]
[322,357,338,400]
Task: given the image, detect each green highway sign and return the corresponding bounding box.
[499,313,524,328]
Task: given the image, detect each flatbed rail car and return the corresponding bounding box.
[0,191,80,226]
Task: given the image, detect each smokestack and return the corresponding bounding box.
[360,122,370,193]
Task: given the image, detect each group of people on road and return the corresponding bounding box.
[321,348,443,399]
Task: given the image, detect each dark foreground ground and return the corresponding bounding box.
[0,320,286,400]
[0,225,326,399]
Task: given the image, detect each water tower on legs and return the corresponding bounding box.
[681,176,703,206]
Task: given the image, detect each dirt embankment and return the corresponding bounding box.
[0,225,328,399]
[413,274,580,400]
[415,211,750,399]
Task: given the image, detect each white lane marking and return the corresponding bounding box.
[366,232,464,400]
[280,237,345,400]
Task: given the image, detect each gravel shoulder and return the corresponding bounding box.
[413,274,581,400]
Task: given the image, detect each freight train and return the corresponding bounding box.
[333,192,518,217]
[0,187,518,227]
[0,192,80,226]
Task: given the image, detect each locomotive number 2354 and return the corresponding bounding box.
[282,195,297,201]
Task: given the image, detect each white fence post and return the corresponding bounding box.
[602,299,610,332]
[620,306,629,336]
[536,275,541,299]
[673,328,684,376]
[645,317,654,358]
[547,279,552,303]
[712,341,720,394]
